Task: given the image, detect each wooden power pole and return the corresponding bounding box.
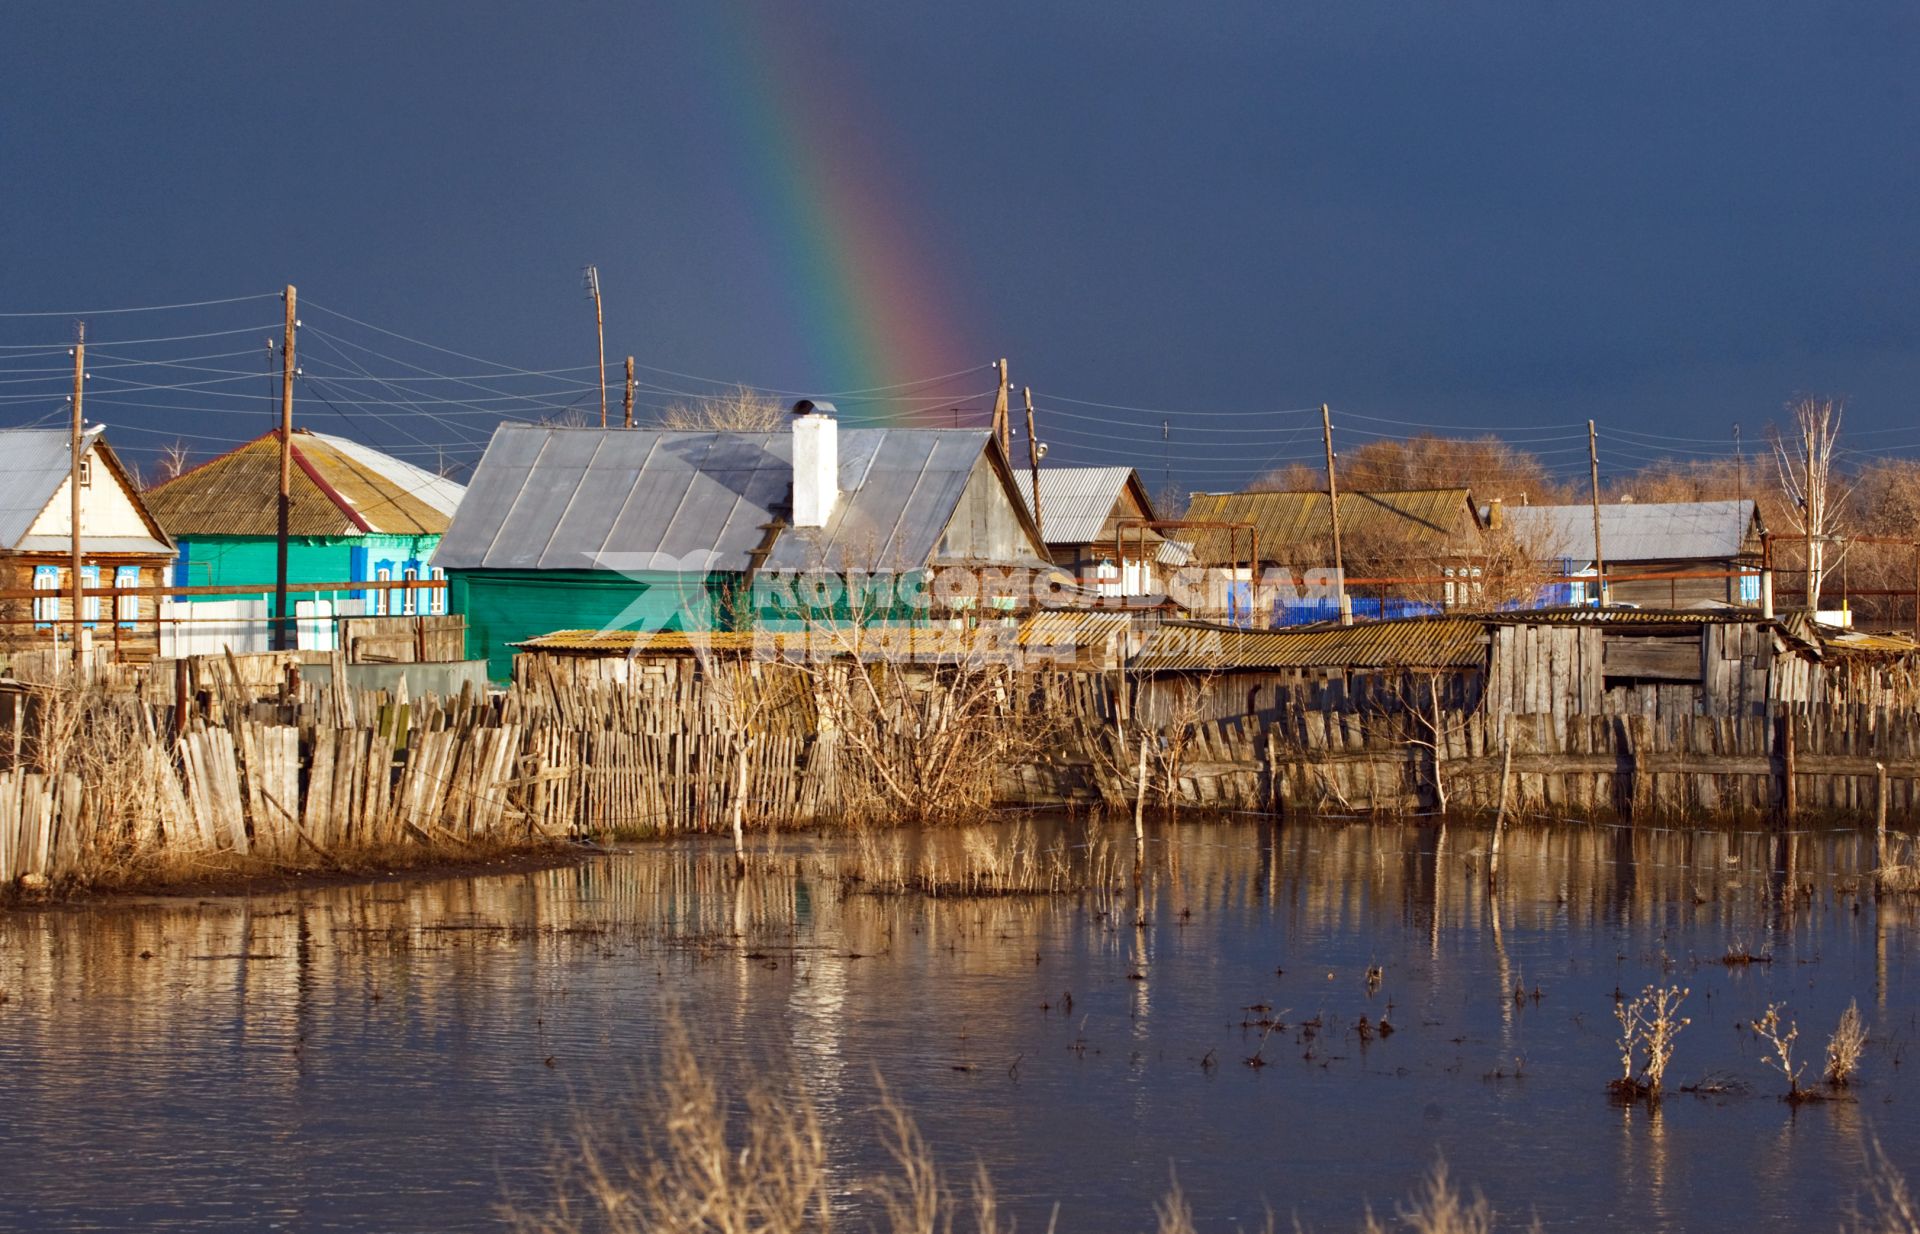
[275,285,296,651]
[69,322,85,670]
[586,266,607,427]
[1322,403,1348,625]
[1587,419,1606,608]
[623,355,636,429]
[990,358,1010,458]
[1023,386,1043,543]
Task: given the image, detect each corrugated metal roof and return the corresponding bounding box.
[515,610,1138,663]
[0,427,174,555]
[1182,489,1478,565]
[1503,500,1758,564]
[1130,617,1489,671]
[436,424,1045,574]
[1013,467,1156,546]
[144,430,463,538]
[0,428,91,550]
[306,431,465,518]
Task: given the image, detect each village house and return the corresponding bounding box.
[433,404,1054,679]
[1181,487,1486,623]
[1501,498,1764,609]
[143,429,465,628]
[1014,466,1166,598]
[0,426,176,659]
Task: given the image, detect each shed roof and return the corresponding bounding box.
[1182,488,1479,565]
[1013,467,1157,546]
[1503,499,1758,563]
[1130,617,1489,671]
[0,427,174,556]
[144,430,464,538]
[433,424,1048,574]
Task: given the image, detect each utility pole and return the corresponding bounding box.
[1587,419,1606,608]
[623,355,636,429]
[990,358,1010,458]
[1321,404,1348,625]
[275,286,297,651]
[69,322,85,671]
[585,266,607,427]
[1023,386,1044,543]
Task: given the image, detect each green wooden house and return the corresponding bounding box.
[144,429,465,617]
[433,408,1052,679]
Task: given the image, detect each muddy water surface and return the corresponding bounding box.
[1,818,1915,1232]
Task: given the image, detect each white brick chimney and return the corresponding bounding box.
[791,399,839,528]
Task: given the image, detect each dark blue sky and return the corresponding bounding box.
[3,3,1915,493]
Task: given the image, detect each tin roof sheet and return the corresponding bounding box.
[436,424,1041,574]
[1130,616,1489,671]
[1503,500,1758,563]
[0,427,173,555]
[1182,489,1478,565]
[1013,467,1155,546]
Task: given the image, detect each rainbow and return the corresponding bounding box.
[680,7,977,424]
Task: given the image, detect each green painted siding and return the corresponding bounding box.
[452,569,738,681]
[174,533,441,599]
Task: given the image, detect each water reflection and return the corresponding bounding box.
[0,816,1913,1232]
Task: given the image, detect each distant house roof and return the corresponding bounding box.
[144,430,464,538]
[0,427,174,556]
[1182,488,1480,565]
[1504,499,1760,564]
[1013,467,1159,547]
[432,424,1049,573]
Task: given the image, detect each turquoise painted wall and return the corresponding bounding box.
[174,533,441,601]
[452,569,740,681]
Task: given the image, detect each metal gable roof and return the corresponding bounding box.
[0,428,88,550]
[0,427,173,556]
[1012,467,1152,546]
[434,424,1034,573]
[1504,499,1758,563]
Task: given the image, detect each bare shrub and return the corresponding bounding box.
[656,385,787,432]
[1609,985,1690,1100]
[1826,1000,1868,1089]
[1753,1002,1816,1100]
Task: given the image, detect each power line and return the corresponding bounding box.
[0,292,279,317]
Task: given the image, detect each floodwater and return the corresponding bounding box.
[1,817,1916,1232]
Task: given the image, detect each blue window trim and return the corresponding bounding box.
[349,545,370,608]
[172,542,191,589]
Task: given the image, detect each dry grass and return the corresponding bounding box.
[1826,1000,1868,1089]
[508,1021,1559,1234]
[842,821,1126,899]
[1608,985,1690,1101]
[1876,835,1920,894]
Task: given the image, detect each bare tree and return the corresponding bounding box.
[1771,396,1852,611]
[657,386,787,432]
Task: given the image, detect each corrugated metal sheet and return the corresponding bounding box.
[1503,500,1758,564]
[0,427,173,555]
[1130,617,1489,671]
[1483,606,1752,627]
[437,425,1046,574]
[307,431,465,518]
[145,430,463,538]
[1013,467,1155,546]
[1182,489,1478,566]
[0,428,92,549]
[515,611,1137,663]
